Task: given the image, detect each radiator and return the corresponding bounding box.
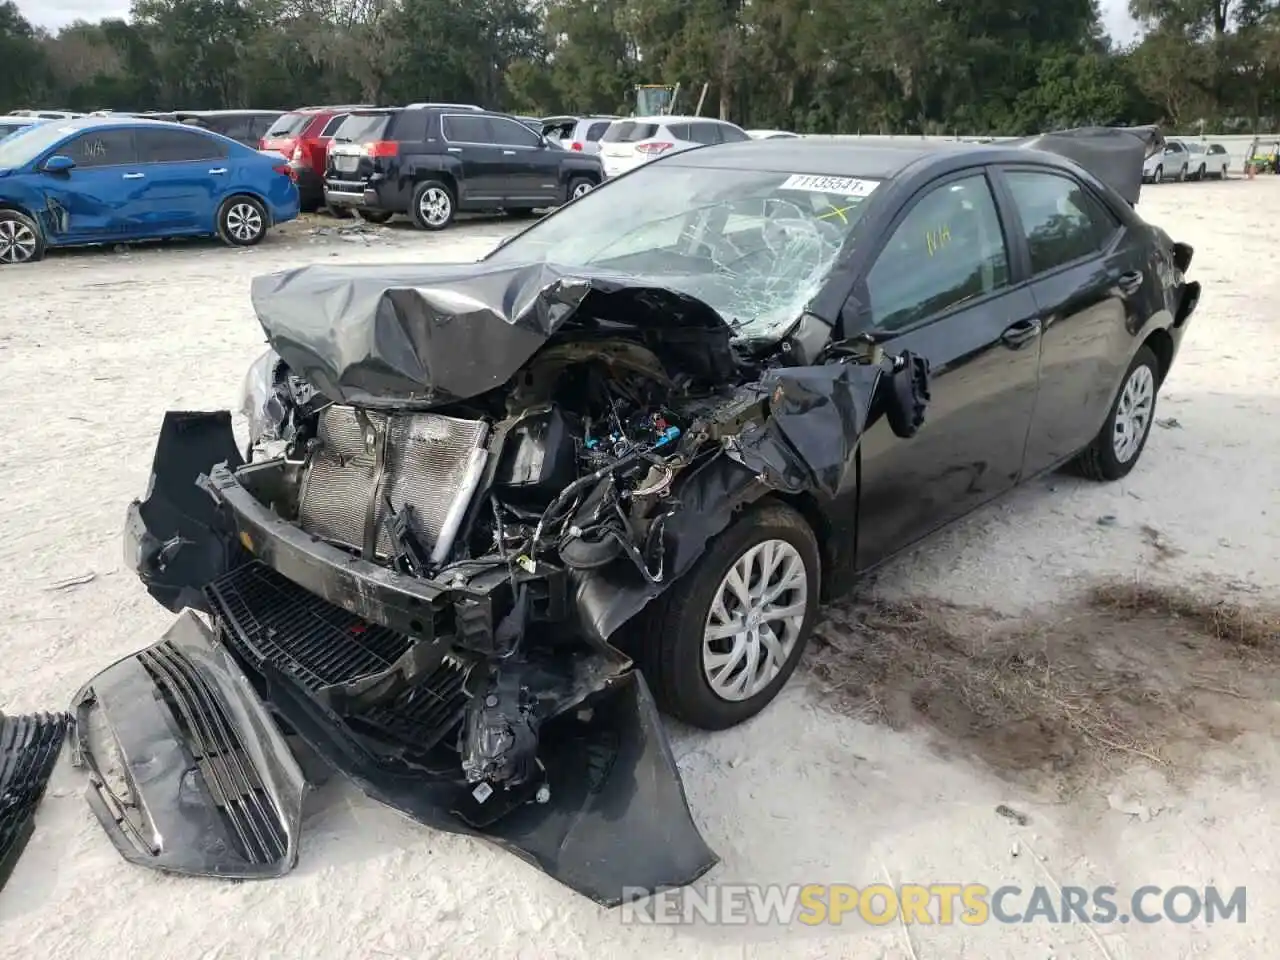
[298,405,489,563]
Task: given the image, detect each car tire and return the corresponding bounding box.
[1196,163,1206,180]
[1154,164,1163,183]
[410,180,455,231]
[624,501,821,730]
[357,209,394,225]
[327,204,354,219]
[1072,345,1160,482]
[216,195,268,247]
[566,176,594,203]
[0,209,44,265]
[1178,164,1188,182]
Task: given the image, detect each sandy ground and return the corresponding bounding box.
[1,182,1278,959]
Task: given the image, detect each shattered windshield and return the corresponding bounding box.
[484,164,881,341]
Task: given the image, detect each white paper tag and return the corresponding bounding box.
[779,174,879,197]
[472,782,493,803]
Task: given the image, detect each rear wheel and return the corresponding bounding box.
[411,180,455,230]
[1177,163,1188,182]
[1153,164,1164,183]
[566,176,594,202]
[217,196,268,247]
[357,209,394,225]
[1073,345,1159,482]
[0,210,43,264]
[624,501,821,730]
[1196,163,1206,180]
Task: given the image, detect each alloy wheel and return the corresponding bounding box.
[571,181,593,199]
[226,203,263,242]
[1112,364,1155,464]
[0,219,38,264]
[419,187,452,227]
[702,539,809,702]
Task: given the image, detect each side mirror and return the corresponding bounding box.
[42,154,75,174]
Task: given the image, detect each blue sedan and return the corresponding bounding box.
[0,117,300,264]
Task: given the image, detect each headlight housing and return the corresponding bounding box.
[238,348,288,449]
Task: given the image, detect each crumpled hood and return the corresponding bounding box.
[249,260,737,407]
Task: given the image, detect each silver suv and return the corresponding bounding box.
[598,115,751,178]
[543,115,619,155]
[1143,140,1190,183]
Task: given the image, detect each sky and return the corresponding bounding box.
[16,0,1146,42]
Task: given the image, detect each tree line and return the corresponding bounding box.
[2,0,1279,135]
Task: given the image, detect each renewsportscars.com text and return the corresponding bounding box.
[620,883,1247,927]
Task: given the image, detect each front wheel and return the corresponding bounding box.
[357,209,394,225]
[411,180,455,230]
[1072,345,1159,482]
[1153,164,1164,183]
[1196,164,1206,180]
[1178,164,1188,182]
[625,501,821,730]
[217,196,268,247]
[0,210,44,264]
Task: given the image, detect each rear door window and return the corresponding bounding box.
[442,114,493,144]
[601,121,660,142]
[136,127,227,162]
[319,114,347,137]
[585,121,610,141]
[62,129,136,167]
[1003,170,1121,275]
[687,122,722,145]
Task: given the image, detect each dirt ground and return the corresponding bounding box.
[2,181,1278,959]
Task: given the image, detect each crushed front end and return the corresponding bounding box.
[109,264,928,904]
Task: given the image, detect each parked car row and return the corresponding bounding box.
[1142,139,1232,182]
[0,115,300,264]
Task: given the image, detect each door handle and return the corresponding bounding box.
[502,150,516,155]
[1000,317,1042,349]
[122,172,145,179]
[447,147,462,153]
[1116,270,1144,295]
[208,167,227,175]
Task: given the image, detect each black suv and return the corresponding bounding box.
[323,105,604,229]
[174,110,284,147]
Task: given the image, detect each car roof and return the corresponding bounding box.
[291,104,375,113]
[665,136,1091,180]
[17,116,245,136]
[624,115,739,125]
[174,109,280,117]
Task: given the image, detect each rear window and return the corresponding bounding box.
[265,112,309,138]
[602,121,660,142]
[585,121,610,141]
[331,112,392,143]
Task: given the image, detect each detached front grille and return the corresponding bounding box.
[0,711,69,890]
[139,642,289,866]
[297,405,488,562]
[206,562,469,758]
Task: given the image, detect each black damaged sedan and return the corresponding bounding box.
[78,130,1199,904]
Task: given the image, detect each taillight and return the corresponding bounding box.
[571,141,583,151]
[291,145,306,164]
[362,141,398,158]
[635,141,674,155]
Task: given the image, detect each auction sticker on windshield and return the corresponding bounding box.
[780,174,879,197]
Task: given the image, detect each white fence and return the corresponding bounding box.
[820,133,1277,173]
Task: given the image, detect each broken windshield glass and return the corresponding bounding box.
[485,165,881,342]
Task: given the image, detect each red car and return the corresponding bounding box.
[260,105,373,212]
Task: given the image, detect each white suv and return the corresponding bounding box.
[599,115,750,178]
